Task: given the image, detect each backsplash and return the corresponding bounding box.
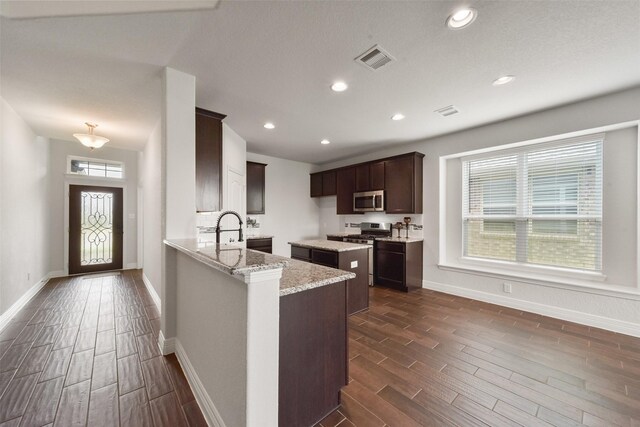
[340,213,425,239]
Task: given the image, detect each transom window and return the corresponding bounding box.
[462,135,603,272]
[67,156,124,179]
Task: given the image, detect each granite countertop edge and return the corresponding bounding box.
[164,239,289,276]
[325,232,353,237]
[288,239,370,252]
[164,239,356,296]
[375,237,424,243]
[246,235,274,240]
[279,271,356,296]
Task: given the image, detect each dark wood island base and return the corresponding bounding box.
[279,280,348,427]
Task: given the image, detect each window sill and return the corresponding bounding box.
[438,261,640,300]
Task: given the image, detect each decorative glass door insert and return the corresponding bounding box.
[69,185,123,274]
[80,191,114,265]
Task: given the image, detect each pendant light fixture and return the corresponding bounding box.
[73,122,109,150]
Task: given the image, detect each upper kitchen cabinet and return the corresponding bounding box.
[355,161,385,192]
[336,167,358,215]
[247,161,267,214]
[195,107,226,212]
[384,152,424,214]
[310,170,337,197]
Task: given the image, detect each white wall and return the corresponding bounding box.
[246,152,322,256]
[163,67,197,241]
[0,98,50,314]
[47,139,139,274]
[317,87,640,333]
[139,120,162,297]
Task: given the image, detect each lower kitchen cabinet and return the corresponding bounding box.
[290,244,369,315]
[373,240,423,292]
[246,237,273,254]
[279,280,347,427]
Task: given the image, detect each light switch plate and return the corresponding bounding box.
[351,260,358,268]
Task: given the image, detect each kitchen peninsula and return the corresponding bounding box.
[163,239,354,427]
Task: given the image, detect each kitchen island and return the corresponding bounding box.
[163,239,353,427]
[289,239,370,315]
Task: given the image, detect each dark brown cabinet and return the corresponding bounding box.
[310,152,423,214]
[246,161,267,214]
[374,240,423,292]
[246,237,272,254]
[195,108,226,212]
[384,153,424,214]
[355,161,385,192]
[290,244,369,315]
[336,167,358,215]
[310,170,337,197]
[279,281,347,427]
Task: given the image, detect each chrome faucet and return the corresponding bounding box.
[215,210,244,244]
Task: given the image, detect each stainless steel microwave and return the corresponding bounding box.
[353,190,384,212]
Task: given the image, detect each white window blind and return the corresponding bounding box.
[462,135,603,272]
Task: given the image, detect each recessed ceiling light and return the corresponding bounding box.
[321,139,331,145]
[492,75,515,86]
[263,122,275,129]
[446,8,477,29]
[391,113,405,121]
[331,81,348,92]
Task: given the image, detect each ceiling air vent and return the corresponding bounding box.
[435,105,459,117]
[355,45,395,71]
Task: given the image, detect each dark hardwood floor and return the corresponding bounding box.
[317,287,640,427]
[0,270,206,427]
[3,271,640,426]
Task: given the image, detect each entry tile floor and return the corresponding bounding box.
[0,270,206,427]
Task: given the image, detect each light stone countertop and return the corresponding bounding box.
[165,239,289,276]
[289,239,370,252]
[325,232,353,238]
[279,258,355,296]
[375,236,424,243]
[164,239,355,296]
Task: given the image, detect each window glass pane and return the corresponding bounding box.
[464,219,516,261]
[527,219,600,270]
[68,158,123,179]
[462,137,602,272]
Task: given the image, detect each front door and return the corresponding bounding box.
[69,185,123,274]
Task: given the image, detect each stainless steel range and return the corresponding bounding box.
[344,222,392,286]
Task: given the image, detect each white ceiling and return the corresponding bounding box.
[2,1,639,164]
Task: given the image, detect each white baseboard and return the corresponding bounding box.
[158,330,175,355]
[422,280,640,338]
[141,272,161,314]
[125,262,138,270]
[0,272,51,332]
[175,339,227,427]
[48,270,65,279]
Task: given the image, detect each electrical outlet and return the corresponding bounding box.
[350,260,358,268]
[345,223,349,227]
[503,282,512,293]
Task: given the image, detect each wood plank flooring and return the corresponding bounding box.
[0,270,205,427]
[317,287,640,427]
[3,271,640,426]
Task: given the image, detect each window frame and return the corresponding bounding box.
[66,155,126,180]
[461,134,604,273]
